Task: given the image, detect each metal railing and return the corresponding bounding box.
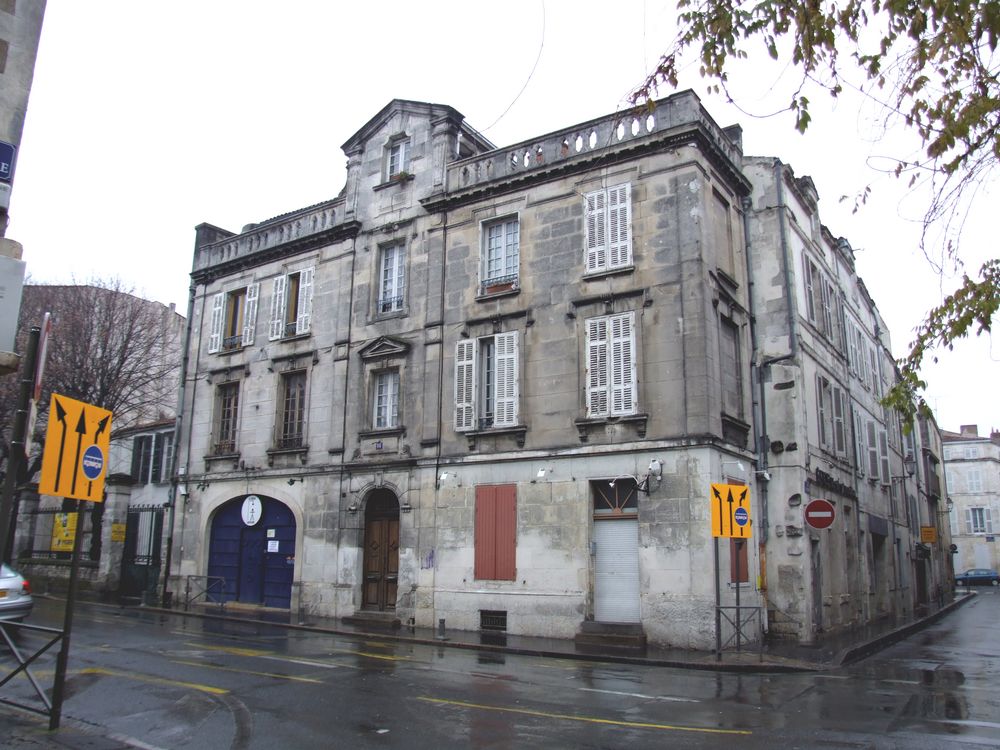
[183,575,227,612]
[0,620,65,721]
[717,604,763,659]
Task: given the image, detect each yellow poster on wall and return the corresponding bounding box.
[50,512,77,552]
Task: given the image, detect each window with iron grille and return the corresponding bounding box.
[277,371,307,448]
[373,370,400,429]
[480,610,508,632]
[481,217,519,294]
[378,243,406,314]
[214,381,240,454]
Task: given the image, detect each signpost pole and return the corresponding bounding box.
[0,326,39,565]
[714,538,721,661]
[49,499,84,730]
[735,539,743,653]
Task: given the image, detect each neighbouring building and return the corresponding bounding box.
[943,425,1000,574]
[8,285,184,599]
[168,93,952,650]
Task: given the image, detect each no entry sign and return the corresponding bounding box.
[804,498,836,530]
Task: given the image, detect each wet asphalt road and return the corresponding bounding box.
[2,592,999,749]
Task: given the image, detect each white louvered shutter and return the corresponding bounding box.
[455,340,476,431]
[610,313,635,415]
[985,508,994,534]
[494,332,518,427]
[965,508,974,534]
[586,317,609,417]
[833,387,846,455]
[208,293,224,353]
[607,184,631,268]
[269,275,287,340]
[854,411,866,477]
[242,283,259,346]
[867,421,879,479]
[878,429,890,485]
[585,189,607,273]
[296,267,314,335]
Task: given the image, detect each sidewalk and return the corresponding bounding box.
[1,591,976,748]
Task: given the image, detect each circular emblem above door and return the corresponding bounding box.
[241,495,262,526]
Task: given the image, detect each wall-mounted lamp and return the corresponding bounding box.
[400,499,413,513]
[755,470,772,482]
[891,453,917,484]
[347,500,359,513]
[536,467,553,479]
[937,497,954,516]
[721,460,746,475]
[196,481,210,491]
[647,458,662,482]
[287,477,304,486]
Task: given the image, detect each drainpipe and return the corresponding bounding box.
[163,277,200,606]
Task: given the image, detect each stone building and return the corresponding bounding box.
[744,159,953,642]
[170,94,761,650]
[943,425,1000,574]
[169,93,953,650]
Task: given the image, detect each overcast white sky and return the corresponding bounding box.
[8,1,998,435]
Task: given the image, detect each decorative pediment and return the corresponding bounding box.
[359,336,410,361]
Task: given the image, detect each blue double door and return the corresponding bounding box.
[208,495,295,608]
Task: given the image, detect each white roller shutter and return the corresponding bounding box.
[594,519,640,623]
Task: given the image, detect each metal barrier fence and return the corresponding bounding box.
[0,620,65,724]
[183,575,227,612]
[717,604,763,659]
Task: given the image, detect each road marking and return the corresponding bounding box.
[578,687,699,703]
[79,667,228,695]
[171,659,325,684]
[185,642,271,657]
[417,696,751,735]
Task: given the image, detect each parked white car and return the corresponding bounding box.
[0,563,33,622]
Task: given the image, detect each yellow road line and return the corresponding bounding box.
[185,642,271,657]
[416,696,751,736]
[171,659,324,684]
[80,667,228,695]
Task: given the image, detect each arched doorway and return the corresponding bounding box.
[207,495,296,609]
[362,490,400,611]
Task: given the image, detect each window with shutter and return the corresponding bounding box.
[803,254,816,322]
[373,370,400,429]
[454,333,519,431]
[585,184,631,273]
[816,375,831,449]
[586,312,636,417]
[269,267,315,340]
[208,293,224,353]
[854,410,866,477]
[475,484,516,580]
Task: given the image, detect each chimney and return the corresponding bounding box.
[960,424,979,437]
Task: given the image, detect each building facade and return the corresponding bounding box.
[943,425,1000,574]
[169,94,954,649]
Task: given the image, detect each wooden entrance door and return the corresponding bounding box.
[362,493,399,611]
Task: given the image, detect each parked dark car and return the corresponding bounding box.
[955,568,1000,586]
[0,563,33,621]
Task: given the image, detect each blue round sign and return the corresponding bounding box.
[82,445,104,480]
[734,507,749,526]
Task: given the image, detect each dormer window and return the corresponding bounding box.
[386,137,410,181]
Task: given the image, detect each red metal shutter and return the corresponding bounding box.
[475,485,516,580]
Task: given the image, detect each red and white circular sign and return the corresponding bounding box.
[804,498,836,530]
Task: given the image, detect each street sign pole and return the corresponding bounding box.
[714,538,721,661]
[0,325,40,565]
[49,499,84,731]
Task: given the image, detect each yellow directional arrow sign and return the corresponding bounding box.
[710,483,752,538]
[38,394,113,503]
